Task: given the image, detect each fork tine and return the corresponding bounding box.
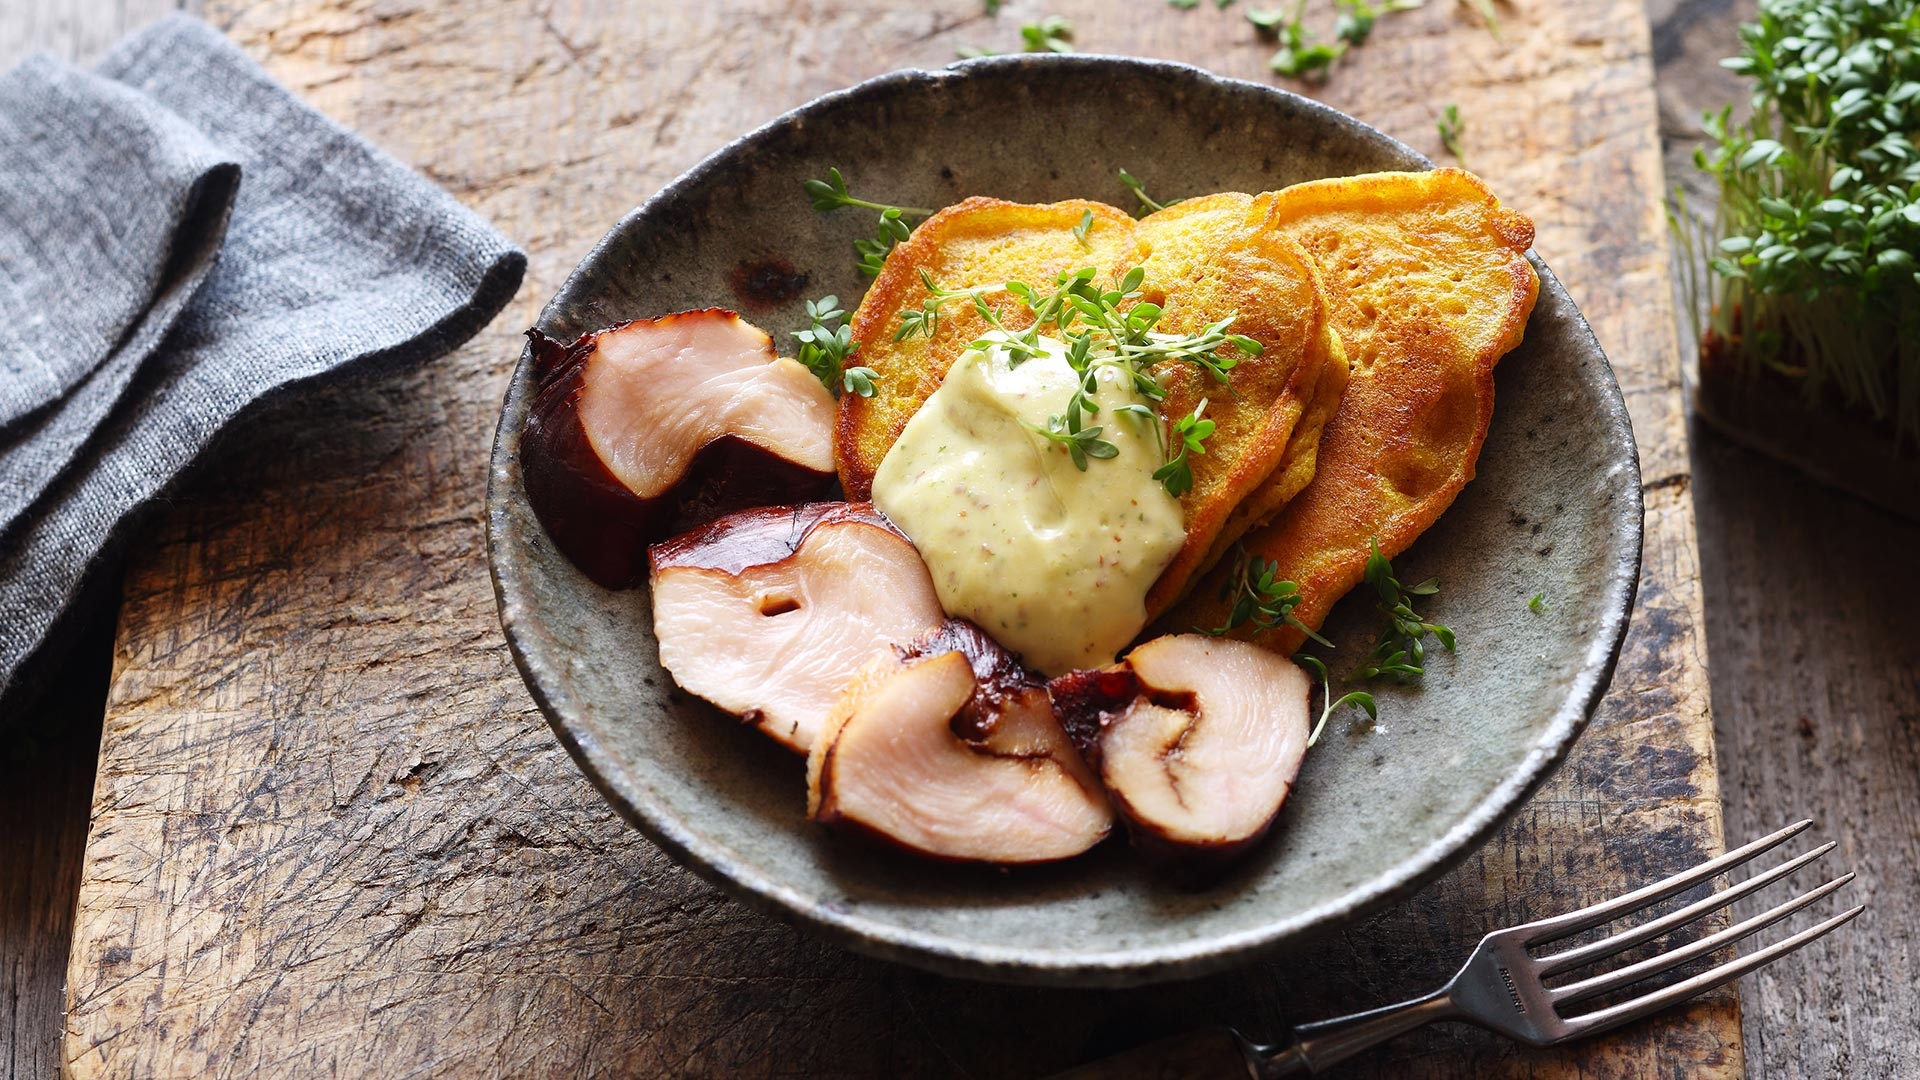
[1552,872,1854,1006]
[1518,819,1813,946]
[1536,841,1837,976]
[1561,903,1864,1038]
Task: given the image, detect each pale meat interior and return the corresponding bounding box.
[652,520,944,753]
[1102,635,1311,846]
[579,311,834,498]
[810,651,1113,863]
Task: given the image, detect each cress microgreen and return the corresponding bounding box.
[1072,208,1096,249]
[1151,399,1214,497]
[1676,0,1920,447]
[896,263,1257,493]
[1437,102,1466,161]
[842,366,881,398]
[1264,0,1346,77]
[802,167,931,216]
[1117,168,1184,217]
[1205,545,1334,644]
[801,168,932,277]
[1528,592,1546,614]
[792,294,878,399]
[1297,654,1378,748]
[1028,414,1120,469]
[1458,0,1500,39]
[1355,538,1455,681]
[1021,16,1074,53]
[1334,0,1422,46]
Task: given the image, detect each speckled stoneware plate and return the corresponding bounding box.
[486,55,1642,988]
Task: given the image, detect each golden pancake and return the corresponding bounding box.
[837,194,1339,620]
[1167,168,1538,652]
[1125,193,1342,616]
[837,197,1148,497]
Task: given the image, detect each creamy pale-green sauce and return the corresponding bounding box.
[872,336,1185,676]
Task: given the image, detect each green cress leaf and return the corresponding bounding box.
[1205,545,1333,645]
[1021,16,1074,52]
[1334,0,1422,45]
[1298,654,1378,748]
[1437,102,1466,161]
[1247,7,1287,33]
[799,169,931,276]
[792,295,862,398]
[842,366,881,398]
[1678,0,1920,445]
[1116,168,1184,217]
[1356,538,1456,681]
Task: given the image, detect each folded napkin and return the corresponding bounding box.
[0,15,524,709]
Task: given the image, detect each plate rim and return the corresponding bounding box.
[485,52,1646,987]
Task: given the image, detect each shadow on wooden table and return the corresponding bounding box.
[0,598,112,1080]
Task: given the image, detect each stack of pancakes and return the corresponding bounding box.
[836,168,1538,655]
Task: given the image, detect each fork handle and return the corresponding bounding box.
[1254,989,1459,1076]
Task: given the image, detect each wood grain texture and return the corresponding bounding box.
[60,2,1743,1076]
[1654,1,1920,1075]
[0,9,192,1080]
[0,601,111,1080]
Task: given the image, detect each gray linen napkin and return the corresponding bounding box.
[0,56,240,532]
[0,15,525,707]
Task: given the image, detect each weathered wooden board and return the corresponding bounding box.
[62,1,1740,1076]
[1652,1,1920,1076]
[0,8,191,1080]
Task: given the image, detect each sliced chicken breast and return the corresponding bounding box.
[649,503,945,753]
[808,623,1113,864]
[1050,634,1310,862]
[522,308,835,587]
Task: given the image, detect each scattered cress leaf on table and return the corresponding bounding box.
[1334,0,1422,46]
[1021,16,1074,53]
[1437,102,1467,163]
[1458,0,1501,39]
[1247,7,1287,33]
[1528,592,1546,614]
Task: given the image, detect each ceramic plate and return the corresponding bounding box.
[486,55,1642,987]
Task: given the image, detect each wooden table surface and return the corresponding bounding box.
[2,0,1904,1076]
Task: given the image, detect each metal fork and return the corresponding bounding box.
[1059,820,1862,1078]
